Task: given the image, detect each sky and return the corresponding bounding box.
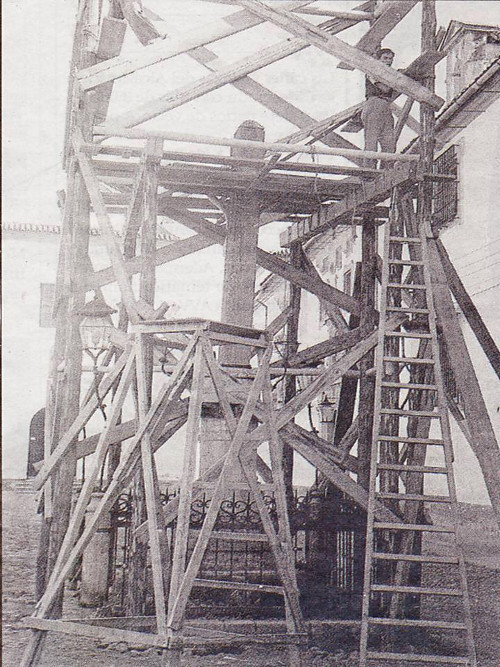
[2,1,500,488]
[3,1,500,227]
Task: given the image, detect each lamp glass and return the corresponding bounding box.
[80,313,114,352]
[319,399,336,422]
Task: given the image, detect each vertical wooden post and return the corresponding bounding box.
[126,137,163,616]
[47,161,91,615]
[333,262,362,449]
[283,242,302,508]
[140,136,162,399]
[357,217,377,490]
[219,120,265,367]
[420,0,437,228]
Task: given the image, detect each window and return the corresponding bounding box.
[335,246,343,270]
[433,145,458,231]
[343,270,352,295]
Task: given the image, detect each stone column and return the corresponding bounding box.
[199,121,265,482]
[80,492,111,607]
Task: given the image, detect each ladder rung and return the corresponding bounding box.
[387,283,426,290]
[380,408,440,418]
[375,492,452,503]
[377,463,448,474]
[386,307,430,314]
[389,236,422,243]
[371,584,462,597]
[372,552,459,564]
[381,381,437,390]
[383,357,435,365]
[388,259,424,266]
[210,531,269,543]
[385,331,432,339]
[366,651,469,664]
[374,522,455,533]
[367,617,467,631]
[193,579,284,595]
[378,435,444,445]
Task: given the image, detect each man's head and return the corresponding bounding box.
[375,48,394,66]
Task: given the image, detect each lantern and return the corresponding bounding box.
[77,295,116,357]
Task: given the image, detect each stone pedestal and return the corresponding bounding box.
[80,491,111,607]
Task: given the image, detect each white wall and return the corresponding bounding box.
[437,100,500,503]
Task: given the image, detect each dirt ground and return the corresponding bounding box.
[3,482,500,666]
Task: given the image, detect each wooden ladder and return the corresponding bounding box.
[359,194,477,667]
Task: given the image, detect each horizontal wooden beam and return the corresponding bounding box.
[294,7,373,21]
[93,159,362,199]
[237,0,443,109]
[95,125,420,163]
[280,163,414,247]
[77,1,311,90]
[94,143,381,177]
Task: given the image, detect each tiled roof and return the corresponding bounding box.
[2,221,179,243]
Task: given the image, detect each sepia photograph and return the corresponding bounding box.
[3,1,500,665]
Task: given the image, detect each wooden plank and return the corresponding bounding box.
[299,246,349,331]
[428,239,500,527]
[24,617,168,648]
[34,348,132,491]
[295,7,373,21]
[337,417,359,454]
[33,341,198,620]
[436,239,500,381]
[77,2,311,90]
[135,333,169,637]
[73,131,141,322]
[338,1,418,70]
[281,424,397,523]
[242,377,305,640]
[264,305,293,339]
[188,5,368,167]
[357,219,377,489]
[96,124,420,164]
[257,249,363,316]
[109,37,326,128]
[48,350,136,586]
[94,159,362,199]
[167,342,206,613]
[117,0,163,45]
[86,233,216,291]
[237,0,443,109]
[274,328,363,367]
[394,97,415,143]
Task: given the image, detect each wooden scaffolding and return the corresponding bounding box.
[22,1,500,666]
